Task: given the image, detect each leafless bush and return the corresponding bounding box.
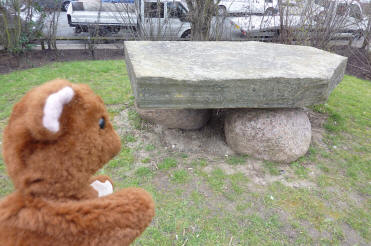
[360,2,370,50]
[107,0,223,41]
[39,1,64,50]
[44,11,61,50]
[112,0,193,41]
[0,0,44,53]
[346,2,371,78]
[185,0,220,40]
[113,0,170,40]
[232,0,367,51]
[277,0,367,49]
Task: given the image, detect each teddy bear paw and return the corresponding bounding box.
[90,180,113,197]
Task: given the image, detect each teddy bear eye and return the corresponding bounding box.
[99,117,105,129]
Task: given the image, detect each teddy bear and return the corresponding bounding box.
[0,79,155,246]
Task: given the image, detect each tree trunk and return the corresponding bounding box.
[361,4,371,50]
[185,0,219,41]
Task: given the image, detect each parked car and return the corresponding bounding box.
[217,0,278,15]
[34,0,78,12]
[61,0,77,11]
[314,0,364,19]
[68,0,192,39]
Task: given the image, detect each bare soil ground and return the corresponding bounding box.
[113,107,326,190]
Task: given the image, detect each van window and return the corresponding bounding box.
[314,0,330,8]
[349,3,362,19]
[336,3,347,16]
[144,2,164,18]
[167,2,187,18]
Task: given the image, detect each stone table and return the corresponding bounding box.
[124,41,347,163]
[125,41,347,109]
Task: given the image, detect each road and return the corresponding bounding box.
[53,12,245,41]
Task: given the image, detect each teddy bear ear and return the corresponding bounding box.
[42,86,75,133]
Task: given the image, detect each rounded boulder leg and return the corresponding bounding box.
[136,106,211,130]
[224,109,312,163]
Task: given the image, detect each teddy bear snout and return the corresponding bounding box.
[110,131,122,158]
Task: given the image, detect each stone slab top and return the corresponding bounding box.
[124,41,347,109]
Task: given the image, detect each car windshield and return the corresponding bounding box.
[144,2,164,18]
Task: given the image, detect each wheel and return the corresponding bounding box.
[217,6,227,16]
[181,30,191,40]
[98,28,110,37]
[112,26,121,34]
[20,4,27,12]
[75,26,82,34]
[62,1,71,12]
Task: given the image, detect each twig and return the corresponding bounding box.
[181,238,188,246]
[153,162,158,170]
[229,236,233,246]
[348,63,371,73]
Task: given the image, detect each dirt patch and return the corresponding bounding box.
[158,110,235,156]
[305,108,329,149]
[114,106,325,190]
[341,223,367,246]
[113,108,172,167]
[202,162,317,190]
[131,108,327,160]
[114,109,236,161]
[0,49,124,74]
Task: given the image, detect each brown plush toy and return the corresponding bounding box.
[0,79,155,246]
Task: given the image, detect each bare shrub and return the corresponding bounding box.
[36,0,63,50]
[0,0,44,53]
[112,0,192,40]
[185,0,220,40]
[346,2,371,78]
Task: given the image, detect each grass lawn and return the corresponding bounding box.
[0,60,370,245]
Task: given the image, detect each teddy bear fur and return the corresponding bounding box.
[0,79,155,246]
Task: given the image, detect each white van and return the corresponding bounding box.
[67,0,191,39]
[217,0,278,15]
